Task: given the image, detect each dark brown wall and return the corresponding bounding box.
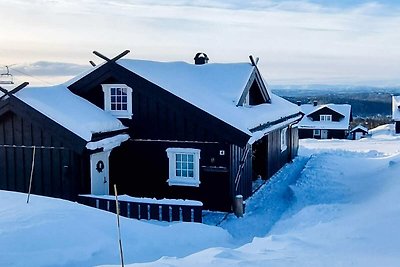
[109,140,232,211]
[0,109,88,200]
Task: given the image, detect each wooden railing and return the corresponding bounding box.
[78,195,203,223]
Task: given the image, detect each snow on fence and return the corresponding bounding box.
[77,195,203,223]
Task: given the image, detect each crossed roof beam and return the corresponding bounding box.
[0,82,29,101]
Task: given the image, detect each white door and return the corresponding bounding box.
[321,130,328,139]
[90,151,110,195]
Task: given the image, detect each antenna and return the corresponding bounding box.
[0,65,14,84]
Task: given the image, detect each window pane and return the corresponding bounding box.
[117,96,122,103]
[182,170,187,177]
[176,170,181,176]
[122,96,127,103]
[188,170,194,177]
[188,162,193,170]
[111,96,116,103]
[188,154,193,162]
[182,154,188,161]
[111,104,116,110]
[122,104,127,110]
[111,88,116,95]
[176,162,181,170]
[176,154,181,161]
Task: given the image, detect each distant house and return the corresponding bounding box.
[64,51,303,211]
[349,125,368,140]
[298,101,352,139]
[392,96,400,134]
[0,84,128,200]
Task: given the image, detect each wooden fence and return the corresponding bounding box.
[78,195,203,223]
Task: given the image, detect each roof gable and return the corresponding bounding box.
[306,106,345,121]
[68,54,301,140]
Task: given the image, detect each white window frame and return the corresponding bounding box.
[102,84,133,119]
[280,127,288,152]
[166,148,201,187]
[320,114,332,122]
[313,129,321,136]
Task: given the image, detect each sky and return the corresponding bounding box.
[0,0,400,86]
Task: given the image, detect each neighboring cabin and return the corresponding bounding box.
[0,51,302,211]
[298,101,352,139]
[392,96,400,134]
[349,124,369,140]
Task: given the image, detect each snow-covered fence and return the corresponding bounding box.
[77,195,203,223]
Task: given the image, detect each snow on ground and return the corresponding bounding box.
[2,124,400,267]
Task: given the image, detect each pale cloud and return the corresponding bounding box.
[0,0,399,86]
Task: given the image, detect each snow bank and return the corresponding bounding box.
[0,191,231,267]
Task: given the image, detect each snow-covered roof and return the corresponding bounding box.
[392,96,400,121]
[298,103,351,130]
[116,59,300,136]
[350,125,368,133]
[15,85,127,141]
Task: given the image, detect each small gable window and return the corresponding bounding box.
[320,115,332,121]
[166,148,201,187]
[102,84,132,119]
[280,127,288,152]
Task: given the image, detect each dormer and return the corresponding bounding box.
[237,69,270,106]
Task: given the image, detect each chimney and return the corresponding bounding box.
[296,101,301,106]
[194,52,209,65]
[313,100,318,107]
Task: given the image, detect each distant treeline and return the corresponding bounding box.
[272,88,397,129]
[273,89,394,117]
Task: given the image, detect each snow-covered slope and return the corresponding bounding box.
[2,124,400,267]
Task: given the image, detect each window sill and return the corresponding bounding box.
[107,111,133,119]
[167,178,200,187]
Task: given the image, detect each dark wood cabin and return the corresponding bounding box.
[349,125,368,140]
[67,51,302,211]
[298,103,352,140]
[0,84,127,200]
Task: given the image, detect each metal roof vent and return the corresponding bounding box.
[194,52,209,65]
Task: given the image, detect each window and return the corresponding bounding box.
[280,128,287,152]
[166,148,201,187]
[313,129,321,136]
[102,84,133,119]
[320,114,332,121]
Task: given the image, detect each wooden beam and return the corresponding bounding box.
[249,55,257,66]
[110,50,130,62]
[89,60,96,67]
[9,82,29,95]
[0,86,10,101]
[93,51,111,62]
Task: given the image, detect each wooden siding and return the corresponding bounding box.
[109,140,232,211]
[229,144,252,204]
[0,93,138,202]
[0,106,89,200]
[289,126,299,160]
[299,128,347,139]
